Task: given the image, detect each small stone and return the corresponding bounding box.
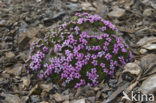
[30,95,40,103]
[140,54,156,70]
[0,19,6,26]
[52,93,69,102]
[123,63,142,75]
[5,52,15,60]
[18,33,30,50]
[3,94,21,103]
[18,28,38,50]
[137,36,156,46]
[108,7,125,18]
[74,99,86,103]
[140,74,156,94]
[70,0,77,2]
[87,96,95,103]
[139,49,147,54]
[81,2,96,11]
[4,63,23,76]
[143,8,152,16]
[22,75,31,87]
[143,44,156,50]
[40,101,48,103]
[40,83,53,92]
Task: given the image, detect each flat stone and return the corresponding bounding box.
[70,0,77,2]
[123,63,142,75]
[143,8,152,16]
[30,95,40,103]
[140,54,156,70]
[4,63,23,76]
[81,2,96,11]
[139,49,147,54]
[5,52,15,60]
[22,75,31,87]
[40,83,53,92]
[74,99,86,103]
[143,44,156,50]
[3,94,21,103]
[137,36,156,46]
[108,7,125,18]
[52,93,69,102]
[140,74,156,94]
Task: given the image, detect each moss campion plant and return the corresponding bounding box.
[25,13,133,88]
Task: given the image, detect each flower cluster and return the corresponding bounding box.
[25,13,132,88]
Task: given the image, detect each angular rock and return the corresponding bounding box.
[40,83,53,92]
[137,36,156,46]
[108,7,125,18]
[52,93,69,102]
[139,49,147,54]
[74,99,85,103]
[70,0,77,2]
[143,44,156,50]
[18,28,38,50]
[123,63,142,75]
[81,2,96,11]
[140,54,156,70]
[143,8,152,16]
[40,101,48,103]
[4,63,23,76]
[5,52,15,60]
[30,95,40,103]
[3,94,21,103]
[140,74,156,94]
[22,75,31,87]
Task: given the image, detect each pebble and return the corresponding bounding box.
[108,7,125,18]
[140,74,156,94]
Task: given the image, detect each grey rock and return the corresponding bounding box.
[3,94,21,103]
[4,63,23,76]
[143,8,152,16]
[22,75,31,87]
[87,96,95,103]
[108,7,125,18]
[5,52,15,60]
[140,54,156,70]
[74,99,86,103]
[81,2,96,11]
[140,74,156,94]
[30,95,40,103]
[139,49,147,54]
[0,19,6,26]
[137,36,156,46]
[40,83,53,92]
[123,63,142,75]
[52,93,69,102]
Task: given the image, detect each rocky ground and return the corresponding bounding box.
[0,0,156,103]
